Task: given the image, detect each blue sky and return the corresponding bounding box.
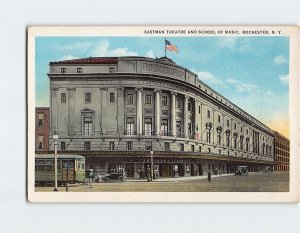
[35,36,289,137]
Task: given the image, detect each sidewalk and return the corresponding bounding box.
[126,173,233,182]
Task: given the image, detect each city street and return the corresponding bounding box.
[35,171,289,192]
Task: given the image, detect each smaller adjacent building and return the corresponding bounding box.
[35,107,50,151]
[274,131,289,171]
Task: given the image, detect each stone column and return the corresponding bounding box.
[136,88,143,135]
[67,88,76,135]
[183,95,189,138]
[117,88,124,135]
[155,89,161,135]
[50,88,59,133]
[171,92,176,136]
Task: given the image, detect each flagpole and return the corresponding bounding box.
[164,38,166,57]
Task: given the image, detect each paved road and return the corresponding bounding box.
[35,171,289,192]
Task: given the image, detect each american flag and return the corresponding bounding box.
[165,39,179,53]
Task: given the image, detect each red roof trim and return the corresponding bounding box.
[51,57,118,64]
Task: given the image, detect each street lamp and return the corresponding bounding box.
[53,134,58,191]
[150,150,154,181]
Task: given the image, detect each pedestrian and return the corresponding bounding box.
[208,171,211,182]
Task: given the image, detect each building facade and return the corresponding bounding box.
[35,107,50,151]
[274,132,290,171]
[46,56,277,178]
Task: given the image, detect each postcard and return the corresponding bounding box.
[27,26,300,202]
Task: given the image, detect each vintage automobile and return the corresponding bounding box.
[235,166,248,176]
[104,168,127,182]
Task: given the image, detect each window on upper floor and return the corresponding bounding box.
[234,123,237,130]
[85,93,91,103]
[176,99,181,109]
[162,96,168,106]
[37,114,44,127]
[165,142,170,151]
[126,117,135,135]
[145,94,152,104]
[126,141,133,150]
[110,93,115,102]
[61,142,66,151]
[83,117,93,135]
[77,68,82,73]
[207,110,210,118]
[218,115,221,123]
[84,142,91,151]
[61,93,66,103]
[227,120,229,127]
[127,94,133,104]
[61,68,66,73]
[198,106,201,114]
[37,135,44,149]
[145,141,152,151]
[109,142,115,150]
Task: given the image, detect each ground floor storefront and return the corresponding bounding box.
[83,151,276,179]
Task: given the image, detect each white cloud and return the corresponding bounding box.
[217,37,238,50]
[279,74,289,84]
[225,78,258,93]
[91,41,138,57]
[145,50,155,58]
[194,71,224,86]
[60,55,79,61]
[57,42,93,51]
[273,55,288,65]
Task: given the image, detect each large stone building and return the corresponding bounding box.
[46,56,277,178]
[274,132,290,171]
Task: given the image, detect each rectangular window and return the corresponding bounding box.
[160,119,168,136]
[126,141,133,150]
[176,99,181,108]
[77,68,82,73]
[110,93,115,102]
[85,93,91,103]
[61,68,66,73]
[188,102,191,111]
[191,145,195,152]
[38,135,44,149]
[227,120,229,127]
[164,142,170,151]
[145,141,152,150]
[218,115,221,123]
[109,142,115,150]
[180,143,184,151]
[127,94,133,104]
[199,146,201,152]
[37,114,44,127]
[61,141,66,151]
[241,126,243,132]
[61,93,66,103]
[162,96,168,106]
[126,117,135,135]
[84,117,92,135]
[207,110,210,118]
[144,118,152,136]
[145,95,152,104]
[234,123,237,130]
[109,67,115,73]
[84,142,91,151]
[45,160,53,172]
[199,106,201,114]
[208,148,211,154]
[37,160,45,171]
[176,121,182,137]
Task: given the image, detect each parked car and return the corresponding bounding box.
[235,166,248,176]
[104,168,127,182]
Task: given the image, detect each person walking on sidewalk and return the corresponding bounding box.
[208,171,212,182]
